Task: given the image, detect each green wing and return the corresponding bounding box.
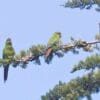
[3,46,15,60]
[48,32,61,46]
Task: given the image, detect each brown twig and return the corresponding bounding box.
[14,40,100,63]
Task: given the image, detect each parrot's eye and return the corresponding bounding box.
[58,33,61,37]
[56,32,61,35]
[8,41,11,44]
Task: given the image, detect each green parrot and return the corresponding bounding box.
[3,38,15,82]
[47,32,61,47]
[44,32,61,63]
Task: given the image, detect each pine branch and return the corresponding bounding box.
[1,32,100,68]
[71,53,100,73]
[0,38,100,68]
[41,70,100,100]
[61,0,100,12]
[13,40,100,66]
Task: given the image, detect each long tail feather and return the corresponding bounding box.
[4,64,9,83]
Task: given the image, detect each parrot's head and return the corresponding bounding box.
[6,38,12,45]
[55,32,61,38]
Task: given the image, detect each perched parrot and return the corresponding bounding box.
[44,32,61,63]
[3,38,15,82]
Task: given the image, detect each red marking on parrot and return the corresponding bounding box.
[45,47,53,58]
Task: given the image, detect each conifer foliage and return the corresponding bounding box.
[41,2,100,100]
[62,0,100,11]
[0,31,100,82]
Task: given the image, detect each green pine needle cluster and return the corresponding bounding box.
[71,54,100,73]
[63,0,100,12]
[41,70,100,100]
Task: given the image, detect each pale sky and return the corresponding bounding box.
[0,0,99,100]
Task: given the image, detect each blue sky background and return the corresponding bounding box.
[0,0,99,100]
